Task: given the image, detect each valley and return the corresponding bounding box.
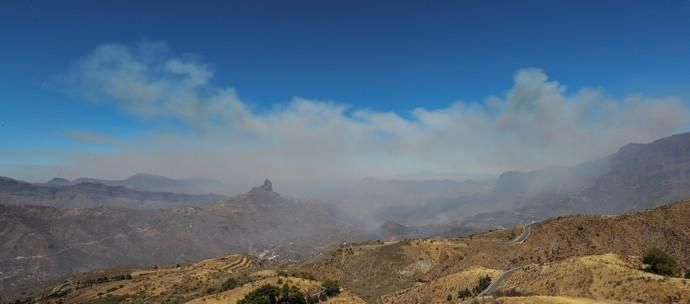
[8,200,689,304]
[3,133,690,303]
[4,5,690,303]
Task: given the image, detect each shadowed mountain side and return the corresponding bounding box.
[385,132,690,234]
[564,132,690,214]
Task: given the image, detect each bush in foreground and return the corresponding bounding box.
[643,248,679,276]
[238,284,307,304]
[322,279,340,297]
[472,275,492,295]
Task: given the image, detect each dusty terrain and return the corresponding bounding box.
[33,254,365,304]
[498,254,690,303]
[15,200,690,304]
[292,201,690,303]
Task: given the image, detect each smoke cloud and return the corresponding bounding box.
[50,42,690,185]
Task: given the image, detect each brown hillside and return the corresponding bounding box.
[496,254,690,303]
[34,254,365,304]
[293,201,690,302]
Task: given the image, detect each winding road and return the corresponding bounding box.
[476,265,527,296]
[473,222,534,299]
[511,223,532,244]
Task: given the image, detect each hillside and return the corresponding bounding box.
[495,254,690,303]
[289,201,690,303]
[0,181,365,293]
[21,254,365,304]
[8,200,689,304]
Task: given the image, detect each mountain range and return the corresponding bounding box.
[0,177,224,210]
[0,181,364,292]
[381,132,690,236]
[44,173,243,196]
[4,132,690,301]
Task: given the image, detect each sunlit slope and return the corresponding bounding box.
[293,201,690,303]
[497,254,690,303]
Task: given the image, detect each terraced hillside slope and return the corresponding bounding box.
[28,254,365,304]
[290,201,690,303]
[0,181,365,293]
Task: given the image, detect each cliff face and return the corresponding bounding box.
[565,132,690,214]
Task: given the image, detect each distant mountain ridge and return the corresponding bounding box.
[0,176,224,210]
[0,181,365,291]
[44,173,243,196]
[377,132,690,235]
[445,132,690,233]
[563,132,690,214]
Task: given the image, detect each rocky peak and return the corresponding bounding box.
[262,179,273,191]
[251,179,273,192]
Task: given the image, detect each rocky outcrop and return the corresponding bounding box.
[251,179,273,192]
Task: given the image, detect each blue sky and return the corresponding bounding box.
[2,0,690,182]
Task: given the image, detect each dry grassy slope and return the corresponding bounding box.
[379,266,501,304]
[488,296,626,304]
[498,254,690,304]
[510,200,690,268]
[294,201,690,303]
[44,253,365,304]
[187,276,364,304]
[292,240,416,303]
[410,200,689,278]
[56,254,255,304]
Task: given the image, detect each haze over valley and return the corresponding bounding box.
[2,1,690,303]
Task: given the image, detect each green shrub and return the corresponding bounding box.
[238,284,307,304]
[238,285,281,304]
[221,277,240,291]
[322,279,340,297]
[643,248,679,276]
[472,275,492,294]
[458,288,472,299]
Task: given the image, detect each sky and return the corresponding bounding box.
[1,0,690,184]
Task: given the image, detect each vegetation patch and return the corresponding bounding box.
[237,284,306,304]
[643,248,679,276]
